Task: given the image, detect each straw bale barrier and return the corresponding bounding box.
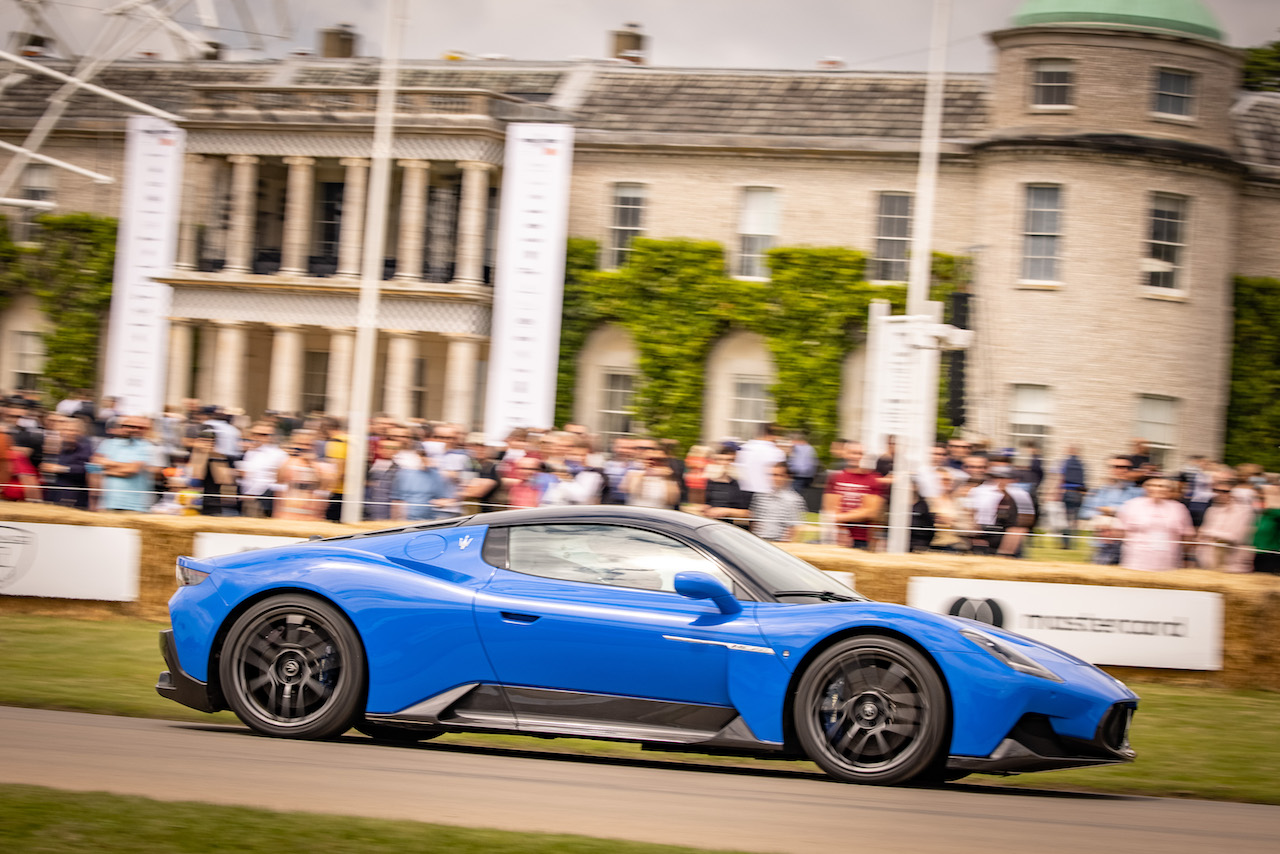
[2,505,1276,690]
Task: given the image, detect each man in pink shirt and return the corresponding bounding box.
[823,441,885,549]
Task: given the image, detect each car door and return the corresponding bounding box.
[473,522,771,737]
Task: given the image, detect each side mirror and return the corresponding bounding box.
[674,571,741,615]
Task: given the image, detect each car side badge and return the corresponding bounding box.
[459,534,473,550]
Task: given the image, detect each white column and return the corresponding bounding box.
[337,157,370,278]
[165,319,193,407]
[175,155,203,271]
[224,155,259,274]
[266,323,304,414]
[210,321,247,411]
[195,322,217,402]
[452,160,493,286]
[442,333,483,428]
[325,327,355,416]
[281,156,315,275]
[394,159,429,282]
[383,331,418,422]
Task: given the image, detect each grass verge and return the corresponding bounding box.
[1,614,1277,804]
[0,784,748,854]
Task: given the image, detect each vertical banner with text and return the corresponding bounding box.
[104,115,185,418]
[484,123,574,439]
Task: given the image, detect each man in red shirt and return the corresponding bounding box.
[823,441,885,549]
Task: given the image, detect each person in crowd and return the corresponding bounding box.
[659,438,689,506]
[735,422,786,503]
[623,440,681,509]
[40,415,94,509]
[1196,479,1257,572]
[983,465,1035,557]
[506,456,550,508]
[751,462,808,542]
[318,417,348,522]
[3,439,41,501]
[1080,456,1146,565]
[364,437,402,521]
[944,437,971,471]
[1253,483,1280,574]
[1178,454,1216,527]
[683,444,711,506]
[392,447,456,521]
[187,425,239,516]
[237,422,287,518]
[926,468,970,552]
[1055,445,1087,549]
[541,438,605,506]
[823,441,884,549]
[602,436,639,504]
[92,416,163,512]
[696,447,752,525]
[1115,477,1195,571]
[274,429,331,521]
[460,436,503,512]
[1126,438,1151,470]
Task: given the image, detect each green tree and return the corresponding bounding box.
[1225,276,1280,470]
[1243,38,1280,92]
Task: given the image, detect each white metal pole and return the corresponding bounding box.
[341,0,405,524]
[887,0,950,554]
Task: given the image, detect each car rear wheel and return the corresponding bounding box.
[794,635,948,786]
[219,595,365,739]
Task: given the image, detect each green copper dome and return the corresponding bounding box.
[1013,0,1223,41]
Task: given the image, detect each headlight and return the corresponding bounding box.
[959,628,1063,682]
[175,561,209,587]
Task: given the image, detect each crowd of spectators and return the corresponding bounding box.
[1,390,1276,574]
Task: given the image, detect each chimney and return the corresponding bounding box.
[14,32,51,57]
[202,41,223,60]
[320,24,358,59]
[611,23,646,65]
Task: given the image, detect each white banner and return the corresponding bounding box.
[104,115,186,418]
[907,576,1223,670]
[0,523,140,601]
[484,123,574,439]
[192,533,307,560]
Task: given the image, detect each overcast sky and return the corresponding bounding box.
[4,0,1277,72]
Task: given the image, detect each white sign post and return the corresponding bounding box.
[104,115,186,418]
[484,123,575,439]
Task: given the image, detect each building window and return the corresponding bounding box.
[1136,395,1177,467]
[599,371,637,445]
[1031,59,1073,106]
[609,183,645,268]
[1153,69,1195,117]
[1146,193,1187,289]
[1009,384,1051,450]
[12,331,44,392]
[15,163,54,242]
[729,376,774,440]
[873,192,912,281]
[410,357,428,419]
[737,187,778,279]
[301,350,329,414]
[1022,185,1062,282]
[316,182,343,261]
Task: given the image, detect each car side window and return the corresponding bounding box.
[506,524,734,594]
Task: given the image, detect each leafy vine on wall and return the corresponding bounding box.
[0,213,117,400]
[556,237,958,454]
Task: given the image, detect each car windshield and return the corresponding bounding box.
[701,523,867,602]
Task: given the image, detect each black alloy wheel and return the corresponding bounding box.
[219,595,366,739]
[794,635,948,785]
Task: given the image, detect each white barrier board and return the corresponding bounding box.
[0,522,140,601]
[193,533,307,560]
[907,576,1223,670]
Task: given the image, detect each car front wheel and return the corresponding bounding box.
[794,635,948,785]
[219,595,366,739]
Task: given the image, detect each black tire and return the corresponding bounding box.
[794,635,948,786]
[219,595,366,739]
[354,720,443,743]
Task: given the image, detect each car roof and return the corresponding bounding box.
[321,506,720,543]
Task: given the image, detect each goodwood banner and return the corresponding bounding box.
[0,522,140,601]
[907,576,1223,670]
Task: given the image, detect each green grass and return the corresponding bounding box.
[0,784,749,854]
[2,614,1278,804]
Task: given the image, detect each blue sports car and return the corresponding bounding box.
[158,506,1137,786]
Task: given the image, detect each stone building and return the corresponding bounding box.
[1,0,1278,469]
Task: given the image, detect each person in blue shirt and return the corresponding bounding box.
[391,450,456,521]
[92,417,162,512]
[1079,456,1145,565]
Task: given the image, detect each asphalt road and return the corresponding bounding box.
[2,706,1278,854]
